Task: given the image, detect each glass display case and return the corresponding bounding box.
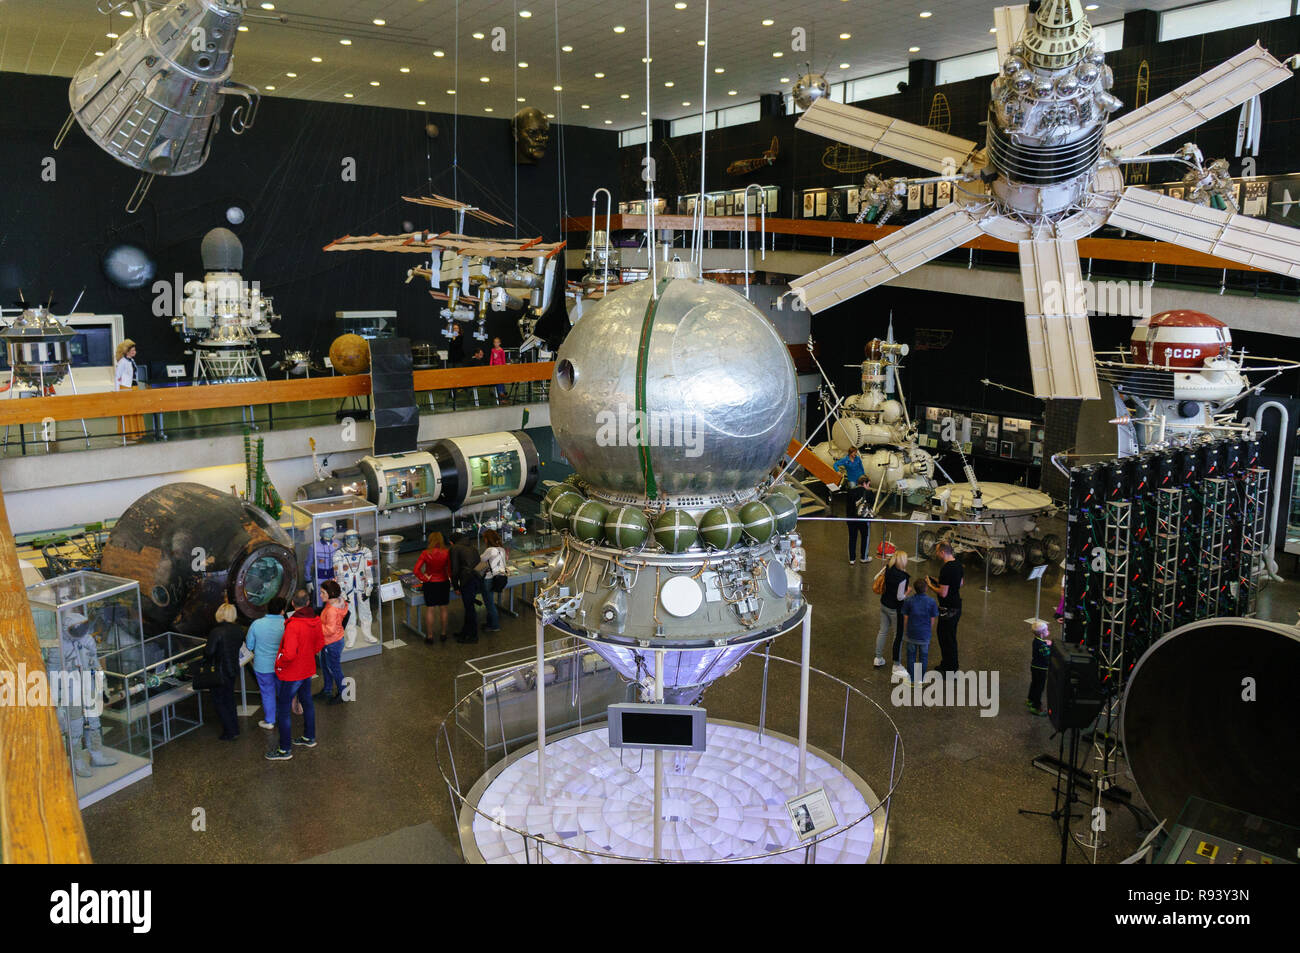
[1156,796,1297,864]
[27,570,142,658]
[454,637,633,762]
[101,632,207,754]
[27,571,153,808]
[283,495,382,661]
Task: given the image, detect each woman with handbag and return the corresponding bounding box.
[475,529,509,633]
[872,550,910,669]
[204,602,247,740]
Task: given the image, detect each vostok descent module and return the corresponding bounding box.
[790,0,1300,400]
[535,260,808,705]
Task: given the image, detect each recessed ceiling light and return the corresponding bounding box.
[779,77,790,83]
[1085,2,1098,7]
[642,57,653,63]
[839,62,850,69]
[344,92,354,98]
[919,11,932,17]
[118,9,132,16]
[339,38,352,45]
[480,76,490,82]
[446,89,456,94]
[238,25,248,32]
[594,72,605,78]
[520,10,532,17]
[473,32,485,39]
[106,32,118,38]
[682,100,691,106]
[373,18,386,26]
[265,84,276,90]
[581,103,590,109]
[485,107,494,112]
[399,67,410,73]
[697,40,706,46]
[839,33,851,39]
[641,110,647,116]
[990,27,997,32]
[518,97,526,102]
[620,93,630,99]
[311,56,323,63]
[260,2,275,8]
[370,81,380,86]
[285,72,297,77]
[761,19,774,26]
[909,46,920,52]
[94,51,104,56]
[519,61,529,68]
[675,2,688,8]
[562,45,573,52]
[417,100,427,105]
[772,51,783,57]
[714,67,724,73]
[613,25,626,33]
[546,113,555,118]
[665,81,675,87]
[433,50,445,57]
[553,84,563,91]
[604,119,613,124]
[727,89,737,95]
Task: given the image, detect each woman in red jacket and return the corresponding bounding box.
[267,589,324,761]
[413,531,451,644]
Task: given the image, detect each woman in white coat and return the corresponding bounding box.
[114,339,145,441]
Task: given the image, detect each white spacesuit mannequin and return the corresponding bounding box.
[332,529,376,647]
[46,611,117,778]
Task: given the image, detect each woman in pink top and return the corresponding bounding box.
[490,337,508,403]
[317,579,347,704]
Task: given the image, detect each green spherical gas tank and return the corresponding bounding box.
[764,492,799,534]
[698,506,743,550]
[653,509,699,553]
[547,489,586,531]
[739,500,777,543]
[542,483,572,512]
[570,500,610,543]
[605,505,651,549]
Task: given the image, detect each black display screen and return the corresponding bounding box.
[619,711,695,748]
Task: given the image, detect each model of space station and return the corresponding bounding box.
[324,194,564,355]
[1095,309,1300,453]
[174,228,281,383]
[533,259,806,705]
[806,336,940,511]
[53,0,259,213]
[789,0,1300,400]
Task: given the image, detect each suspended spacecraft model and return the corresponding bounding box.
[789,0,1300,400]
[534,260,808,706]
[1095,309,1300,453]
[175,228,280,383]
[54,0,260,212]
[325,195,565,353]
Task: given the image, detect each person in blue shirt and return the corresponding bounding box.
[900,578,939,682]
[245,596,287,730]
[834,447,866,487]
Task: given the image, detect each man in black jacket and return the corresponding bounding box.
[449,533,483,643]
[845,476,872,564]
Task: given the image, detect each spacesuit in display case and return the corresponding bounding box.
[333,529,376,647]
[45,611,117,778]
[304,524,340,604]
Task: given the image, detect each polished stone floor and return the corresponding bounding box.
[80,515,1300,864]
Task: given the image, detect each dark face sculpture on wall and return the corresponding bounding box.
[513,106,550,164]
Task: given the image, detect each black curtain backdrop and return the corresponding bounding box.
[0,73,618,371]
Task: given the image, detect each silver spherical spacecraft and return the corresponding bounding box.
[791,72,830,111]
[1,306,77,390]
[538,261,806,704]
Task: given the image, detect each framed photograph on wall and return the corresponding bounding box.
[803,191,816,217]
[936,180,952,207]
[923,182,935,208]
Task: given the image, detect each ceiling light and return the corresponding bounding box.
[519,61,529,67]
[373,18,386,26]
[285,72,297,77]
[641,110,647,115]
[311,56,323,63]
[417,100,427,105]
[613,25,626,33]
[518,97,526,102]
[562,45,573,52]
[237,25,248,32]
[399,67,410,73]
[839,62,850,69]
[697,40,706,46]
[547,113,555,118]
[839,33,851,39]
[620,93,630,99]
[772,51,783,57]
[265,84,276,90]
[919,11,932,17]
[446,89,456,94]
[370,81,380,86]
[339,38,352,45]
[260,2,275,8]
[94,51,104,56]
[480,76,490,82]
[675,2,688,8]
[433,50,445,57]
[727,89,737,95]
[642,57,653,63]
[761,19,774,26]
[604,119,613,124]
[990,27,997,32]
[908,46,920,52]
[118,9,132,15]
[520,10,532,17]
[594,72,605,78]
[779,76,789,83]
[581,103,590,109]
[1085,2,1098,7]
[682,100,691,106]
[344,92,354,98]
[714,67,724,73]
[106,32,119,39]
[665,81,675,87]
[472,32,485,39]
[553,84,563,91]
[485,107,494,112]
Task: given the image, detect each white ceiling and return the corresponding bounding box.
[0,0,1192,129]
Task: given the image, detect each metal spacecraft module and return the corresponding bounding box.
[790,0,1300,400]
[536,260,807,705]
[101,482,296,635]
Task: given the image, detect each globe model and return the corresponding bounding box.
[549,261,798,500]
[329,333,371,375]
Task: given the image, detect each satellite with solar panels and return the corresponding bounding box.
[789,0,1300,401]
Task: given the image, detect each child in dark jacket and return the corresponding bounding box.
[1027,620,1052,716]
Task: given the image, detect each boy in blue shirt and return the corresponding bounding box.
[900,578,938,682]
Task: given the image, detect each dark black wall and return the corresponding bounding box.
[0,73,619,369]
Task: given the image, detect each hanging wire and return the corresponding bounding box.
[513,0,519,238]
[695,0,710,270]
[453,0,460,202]
[554,0,567,238]
[644,0,657,290]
